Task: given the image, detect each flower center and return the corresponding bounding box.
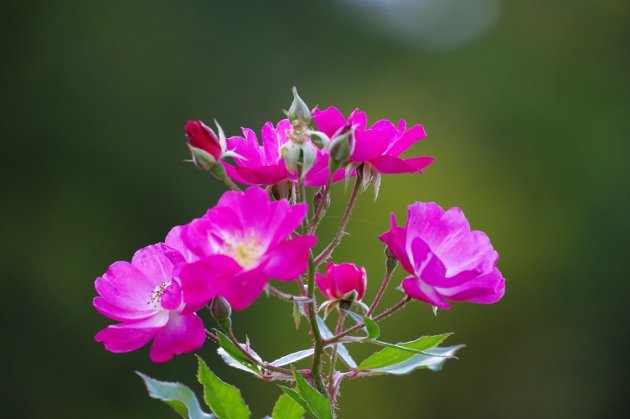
[224,235,261,269]
[147,281,172,309]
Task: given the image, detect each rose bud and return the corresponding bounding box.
[185,120,225,170]
[315,262,367,302]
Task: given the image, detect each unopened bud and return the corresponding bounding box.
[210,296,232,332]
[312,187,331,212]
[185,120,225,171]
[300,142,317,178]
[287,87,311,122]
[385,247,399,274]
[327,130,352,172]
[271,179,292,200]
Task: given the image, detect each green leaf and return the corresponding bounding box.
[279,387,310,413]
[216,331,260,373]
[270,349,314,367]
[291,368,333,419]
[136,372,214,419]
[370,345,465,375]
[196,356,251,419]
[358,333,452,370]
[362,316,380,340]
[272,392,306,419]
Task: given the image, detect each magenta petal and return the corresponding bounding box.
[215,268,269,310]
[402,276,450,309]
[95,325,157,353]
[268,202,308,246]
[313,107,347,138]
[324,262,367,300]
[234,165,289,185]
[160,281,182,310]
[386,124,427,156]
[149,312,206,363]
[93,296,156,322]
[179,255,243,308]
[315,272,335,300]
[351,129,389,162]
[370,155,434,174]
[408,237,446,284]
[263,235,317,281]
[228,129,263,166]
[440,268,506,304]
[223,162,252,185]
[95,262,157,315]
[131,244,184,283]
[378,213,414,274]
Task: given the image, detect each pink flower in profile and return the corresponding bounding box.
[166,187,317,310]
[223,119,346,187]
[380,202,505,309]
[94,244,205,363]
[312,107,434,179]
[316,262,367,301]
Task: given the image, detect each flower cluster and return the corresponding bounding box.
[93,88,505,417]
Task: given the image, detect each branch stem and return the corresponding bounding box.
[366,269,393,317]
[305,255,327,394]
[323,296,412,346]
[327,310,346,398]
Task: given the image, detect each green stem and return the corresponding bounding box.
[305,255,327,394]
[210,163,241,191]
[366,269,394,317]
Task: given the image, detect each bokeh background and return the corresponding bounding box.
[3,0,629,417]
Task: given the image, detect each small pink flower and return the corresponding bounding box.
[312,106,434,176]
[166,187,317,310]
[316,262,367,301]
[93,244,205,363]
[223,119,347,187]
[379,202,505,309]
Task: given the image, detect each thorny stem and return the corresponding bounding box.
[327,310,346,398]
[225,330,303,376]
[315,175,362,266]
[323,296,412,347]
[366,269,394,317]
[305,255,327,394]
[266,285,313,303]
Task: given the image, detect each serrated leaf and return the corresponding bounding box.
[216,331,260,373]
[270,349,314,367]
[292,368,333,419]
[358,333,452,370]
[316,315,356,368]
[272,392,306,419]
[362,316,380,339]
[196,356,251,419]
[371,345,464,375]
[137,372,214,419]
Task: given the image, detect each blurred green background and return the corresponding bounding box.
[3,0,629,417]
